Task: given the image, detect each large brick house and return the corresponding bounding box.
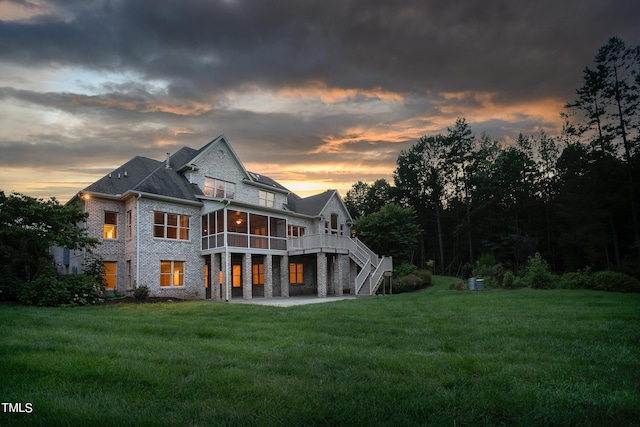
[51,135,392,301]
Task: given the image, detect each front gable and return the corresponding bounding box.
[180,135,252,202]
[317,191,353,235]
[182,135,290,209]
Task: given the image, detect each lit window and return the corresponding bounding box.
[204,264,209,288]
[160,261,184,287]
[103,262,117,289]
[259,190,275,207]
[232,265,241,288]
[154,212,190,240]
[104,212,117,239]
[252,263,264,285]
[289,263,304,284]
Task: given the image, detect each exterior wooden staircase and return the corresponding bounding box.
[288,234,393,296]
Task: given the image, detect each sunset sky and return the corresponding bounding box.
[1,0,638,201]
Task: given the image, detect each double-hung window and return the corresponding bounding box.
[103,261,117,288]
[160,261,184,287]
[258,190,275,207]
[154,212,190,240]
[104,212,117,239]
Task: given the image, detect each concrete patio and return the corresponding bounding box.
[228,295,359,307]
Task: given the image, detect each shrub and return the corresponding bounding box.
[18,268,104,307]
[461,262,474,280]
[471,262,505,289]
[391,269,431,294]
[134,285,150,300]
[502,271,517,289]
[590,271,640,293]
[520,253,557,289]
[393,263,418,278]
[61,275,105,306]
[559,267,592,290]
[426,260,435,272]
[0,269,24,301]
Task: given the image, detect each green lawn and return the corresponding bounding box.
[1,277,639,426]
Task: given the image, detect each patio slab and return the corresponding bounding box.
[228,295,359,307]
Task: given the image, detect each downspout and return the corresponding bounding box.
[136,193,141,287]
[223,199,230,302]
[81,193,87,274]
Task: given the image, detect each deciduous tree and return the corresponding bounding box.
[0,191,97,297]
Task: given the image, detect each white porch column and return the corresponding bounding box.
[242,253,252,299]
[264,254,273,298]
[350,261,357,295]
[280,255,289,298]
[317,252,327,298]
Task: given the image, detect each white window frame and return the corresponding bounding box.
[160,261,185,287]
[258,190,275,207]
[204,177,235,199]
[103,212,118,239]
[153,212,190,241]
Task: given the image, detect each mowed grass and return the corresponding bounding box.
[1,276,639,426]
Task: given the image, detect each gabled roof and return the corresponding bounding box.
[133,163,203,201]
[178,135,252,179]
[82,156,162,196]
[246,171,290,193]
[286,190,335,216]
[75,135,345,215]
[80,151,202,202]
[168,146,199,170]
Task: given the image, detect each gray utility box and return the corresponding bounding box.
[468,278,476,291]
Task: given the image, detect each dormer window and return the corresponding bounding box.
[259,190,275,207]
[204,177,235,199]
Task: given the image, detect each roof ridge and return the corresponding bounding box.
[130,160,170,193]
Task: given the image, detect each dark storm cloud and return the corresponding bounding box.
[2,0,638,102]
[1,0,639,199]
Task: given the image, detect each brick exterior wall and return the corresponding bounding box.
[135,198,204,299]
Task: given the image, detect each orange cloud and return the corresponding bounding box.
[437,91,564,129]
[66,94,210,116]
[0,1,48,20]
[276,81,404,104]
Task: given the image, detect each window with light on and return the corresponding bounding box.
[160,261,184,287]
[103,212,117,239]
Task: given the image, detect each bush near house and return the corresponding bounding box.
[391,268,431,293]
[392,262,418,278]
[17,267,104,307]
[134,285,150,300]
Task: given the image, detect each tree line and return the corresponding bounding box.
[346,37,640,279]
